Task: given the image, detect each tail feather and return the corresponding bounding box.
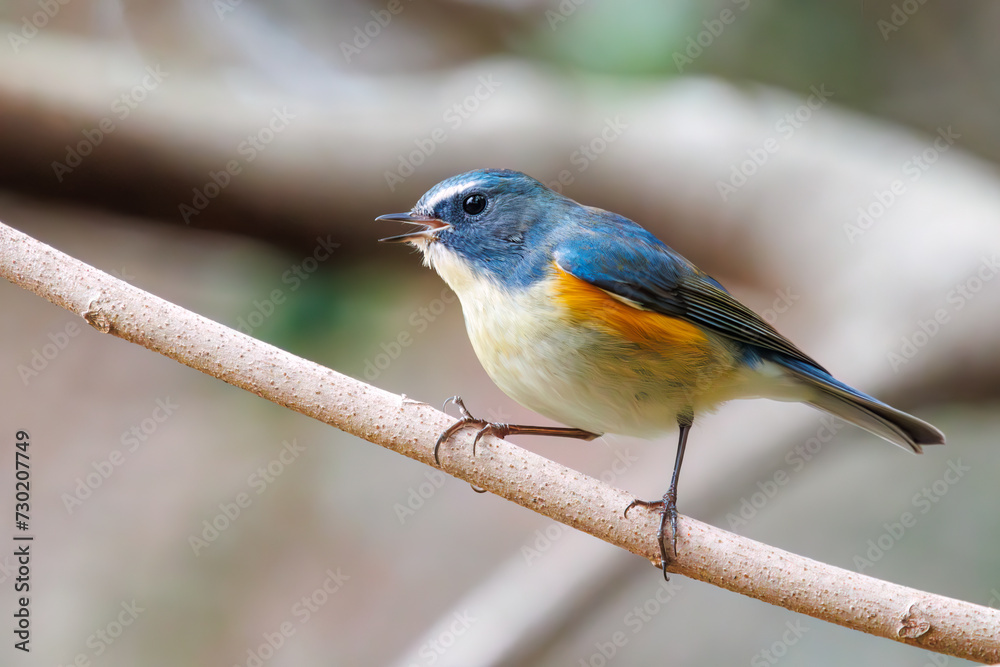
[772,357,945,453]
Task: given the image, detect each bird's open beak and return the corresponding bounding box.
[375,212,449,243]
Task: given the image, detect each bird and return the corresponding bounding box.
[376,168,945,578]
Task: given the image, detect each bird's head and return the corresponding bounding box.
[377,169,571,290]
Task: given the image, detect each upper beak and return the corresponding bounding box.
[375,212,449,243]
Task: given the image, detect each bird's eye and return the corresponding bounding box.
[462,193,487,215]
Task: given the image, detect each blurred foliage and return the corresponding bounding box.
[510,0,994,158]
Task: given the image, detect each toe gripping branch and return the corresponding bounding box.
[432,395,688,578]
[432,396,600,466]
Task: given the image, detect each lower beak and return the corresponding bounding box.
[375,212,449,243]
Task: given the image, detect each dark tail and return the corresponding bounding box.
[773,357,945,453]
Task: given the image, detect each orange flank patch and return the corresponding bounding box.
[550,265,709,351]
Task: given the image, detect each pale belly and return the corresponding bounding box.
[457,283,752,437]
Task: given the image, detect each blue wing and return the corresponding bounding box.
[551,211,827,371]
[548,209,944,450]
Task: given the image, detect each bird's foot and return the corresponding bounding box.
[433,396,513,465]
[433,396,600,466]
[624,490,678,580]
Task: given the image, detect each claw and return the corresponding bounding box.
[623,497,662,519]
[434,396,492,465]
[442,395,474,420]
[623,495,677,580]
[472,422,510,456]
[433,418,472,466]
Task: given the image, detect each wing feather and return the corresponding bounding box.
[552,222,826,371]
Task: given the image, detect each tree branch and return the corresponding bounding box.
[2,219,998,663]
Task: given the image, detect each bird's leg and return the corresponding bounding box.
[433,396,601,465]
[624,417,692,580]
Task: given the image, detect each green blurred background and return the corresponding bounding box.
[2,1,999,665]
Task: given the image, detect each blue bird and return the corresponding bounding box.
[377,168,945,578]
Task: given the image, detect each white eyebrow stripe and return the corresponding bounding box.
[421,180,483,211]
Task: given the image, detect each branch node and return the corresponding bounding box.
[83,296,114,334]
[898,603,932,639]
